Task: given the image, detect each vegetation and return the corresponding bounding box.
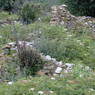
[17,44,44,75]
[0,0,95,95]
[60,0,95,17]
[19,2,43,24]
[0,65,95,95]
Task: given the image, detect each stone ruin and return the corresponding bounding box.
[50,4,95,32]
[0,41,75,78]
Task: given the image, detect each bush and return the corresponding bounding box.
[17,43,44,75]
[19,2,43,24]
[60,0,95,17]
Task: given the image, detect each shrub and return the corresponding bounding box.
[17,43,44,75]
[19,2,43,24]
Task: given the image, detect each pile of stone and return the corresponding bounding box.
[2,41,75,76]
[50,4,78,28]
[40,54,74,76]
[50,4,95,32]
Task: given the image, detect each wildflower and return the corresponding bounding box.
[49,91,54,94]
[38,91,44,94]
[29,88,35,91]
[79,74,83,77]
[8,81,13,85]
[51,77,56,80]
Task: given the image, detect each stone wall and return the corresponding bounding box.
[50,4,95,32]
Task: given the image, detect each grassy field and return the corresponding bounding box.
[0,11,95,95]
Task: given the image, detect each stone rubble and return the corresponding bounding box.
[50,4,95,32]
[2,41,75,76]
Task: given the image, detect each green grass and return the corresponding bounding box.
[0,22,95,68]
[0,12,95,95]
[0,11,18,21]
[0,64,95,95]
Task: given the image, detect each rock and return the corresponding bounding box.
[55,61,63,67]
[51,58,56,63]
[38,91,44,95]
[55,67,62,74]
[29,88,35,91]
[65,63,74,68]
[45,55,52,61]
[50,5,95,32]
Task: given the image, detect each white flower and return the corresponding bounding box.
[51,77,56,80]
[49,91,54,94]
[29,88,35,91]
[8,81,13,85]
[38,91,44,94]
[79,74,83,77]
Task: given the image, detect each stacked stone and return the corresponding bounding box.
[50,6,59,24]
[50,4,77,29]
[50,4,95,32]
